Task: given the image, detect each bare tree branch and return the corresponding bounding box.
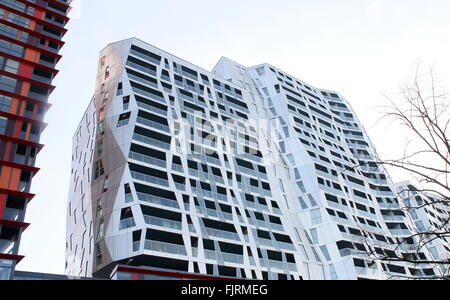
[348,64,450,280]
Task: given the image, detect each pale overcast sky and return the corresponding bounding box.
[17,0,450,274]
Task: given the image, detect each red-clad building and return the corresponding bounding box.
[0,0,72,280]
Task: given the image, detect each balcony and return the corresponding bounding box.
[398,243,418,251]
[24,109,34,119]
[132,133,171,151]
[389,229,412,236]
[12,154,35,166]
[125,193,134,204]
[267,260,286,271]
[355,266,382,278]
[256,237,277,249]
[2,208,24,222]
[130,171,169,187]
[129,151,166,168]
[339,248,363,257]
[144,240,187,256]
[277,241,296,251]
[174,183,185,191]
[27,91,49,102]
[136,192,180,209]
[119,218,136,230]
[143,215,182,231]
[132,241,140,252]
[18,181,30,193]
[125,60,157,78]
[32,74,53,85]
[378,202,401,209]
[204,208,232,222]
[136,101,167,116]
[28,133,41,143]
[127,73,158,89]
[382,215,406,222]
[204,249,244,265]
[201,227,240,241]
[0,239,15,254]
[129,49,161,66]
[171,164,184,174]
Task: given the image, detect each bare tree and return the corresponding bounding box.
[358,64,450,279]
[381,65,449,198]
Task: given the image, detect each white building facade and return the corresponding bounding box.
[396,181,450,277]
[66,38,443,280]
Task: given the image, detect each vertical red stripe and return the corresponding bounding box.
[34,8,43,19]
[18,63,33,78]
[12,120,22,138]
[3,142,11,161]
[0,193,6,218]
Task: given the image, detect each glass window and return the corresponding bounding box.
[7,12,30,28]
[0,23,19,39]
[19,31,29,42]
[102,176,109,193]
[0,266,12,280]
[0,116,8,134]
[0,40,24,57]
[96,139,103,156]
[310,228,318,244]
[96,199,103,218]
[298,196,308,209]
[117,112,131,128]
[311,209,322,225]
[123,96,130,110]
[116,82,123,96]
[0,259,13,280]
[278,179,285,193]
[320,246,332,262]
[97,219,105,239]
[0,75,17,92]
[286,154,296,166]
[429,247,439,259]
[415,221,425,232]
[93,160,104,179]
[97,120,105,135]
[329,264,339,280]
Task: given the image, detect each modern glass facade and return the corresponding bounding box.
[0,0,72,279]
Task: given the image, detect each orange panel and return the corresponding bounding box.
[18,63,33,78]
[8,168,21,190]
[25,123,30,140]
[3,142,11,161]
[9,98,19,114]
[24,49,39,63]
[14,121,27,139]
[21,82,30,97]
[29,20,36,31]
[34,8,44,19]
[0,167,12,189]
[16,100,25,116]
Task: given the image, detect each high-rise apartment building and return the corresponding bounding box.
[67,38,442,280]
[396,181,450,276]
[0,0,72,280]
